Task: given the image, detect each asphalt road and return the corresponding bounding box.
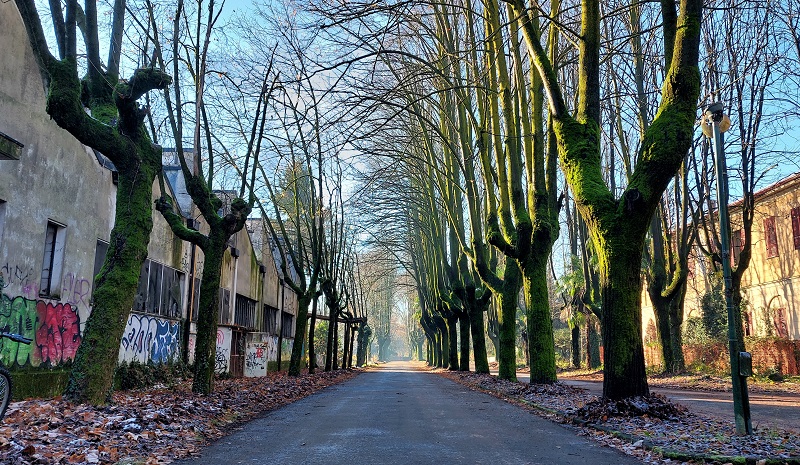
[555,377,800,432]
[176,361,644,465]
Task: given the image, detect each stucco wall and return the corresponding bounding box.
[0,2,116,348]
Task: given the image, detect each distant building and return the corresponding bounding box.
[642,172,800,373]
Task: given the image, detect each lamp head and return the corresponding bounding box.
[701,102,731,137]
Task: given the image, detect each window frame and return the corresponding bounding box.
[40,220,66,297]
[764,216,779,258]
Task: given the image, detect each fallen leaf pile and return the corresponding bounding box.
[0,369,360,464]
[439,370,800,464]
[575,394,686,422]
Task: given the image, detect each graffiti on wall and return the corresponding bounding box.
[0,293,82,367]
[215,327,231,374]
[61,273,91,310]
[281,338,293,362]
[1,263,36,294]
[119,313,181,364]
[244,343,268,377]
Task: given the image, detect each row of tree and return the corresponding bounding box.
[333,0,800,399]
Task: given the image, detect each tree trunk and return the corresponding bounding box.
[190,239,225,394]
[652,291,675,372]
[356,321,368,366]
[447,315,459,370]
[342,320,351,370]
[468,298,490,373]
[288,294,312,375]
[571,324,581,368]
[459,313,470,371]
[497,262,521,380]
[598,242,649,399]
[587,315,601,369]
[308,297,318,374]
[668,292,686,372]
[333,317,340,370]
[522,254,557,383]
[64,162,157,403]
[325,306,336,371]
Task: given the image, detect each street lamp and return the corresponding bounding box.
[703,102,753,435]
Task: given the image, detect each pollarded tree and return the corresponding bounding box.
[142,0,274,394]
[14,0,171,404]
[507,0,704,398]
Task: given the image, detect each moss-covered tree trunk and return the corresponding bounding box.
[191,240,225,394]
[65,154,159,403]
[668,294,686,371]
[288,294,313,375]
[468,287,490,373]
[509,0,702,399]
[597,238,649,398]
[496,262,521,380]
[447,314,459,370]
[25,53,171,405]
[522,249,557,383]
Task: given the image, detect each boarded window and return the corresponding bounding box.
[764,216,778,258]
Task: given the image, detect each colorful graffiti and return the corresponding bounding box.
[214,327,231,374]
[0,293,82,367]
[244,343,268,377]
[119,313,181,364]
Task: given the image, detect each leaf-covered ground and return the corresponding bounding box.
[440,369,800,464]
[0,369,360,464]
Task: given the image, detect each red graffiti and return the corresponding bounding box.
[35,301,82,365]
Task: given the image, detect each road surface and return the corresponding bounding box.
[176,361,644,464]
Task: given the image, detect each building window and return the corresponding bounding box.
[792,207,800,250]
[281,311,294,339]
[731,229,744,266]
[234,294,257,329]
[40,221,66,296]
[743,311,752,337]
[774,308,789,338]
[263,305,279,335]
[218,288,231,325]
[764,216,778,258]
[92,240,109,292]
[132,259,184,319]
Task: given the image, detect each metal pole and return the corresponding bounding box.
[709,108,753,435]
